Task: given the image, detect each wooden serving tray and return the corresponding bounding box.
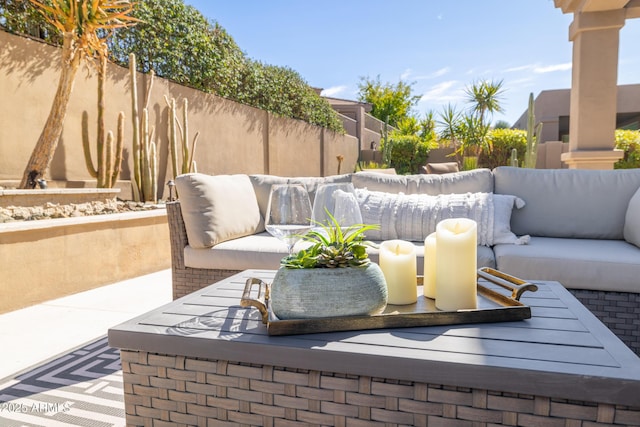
[241,267,538,336]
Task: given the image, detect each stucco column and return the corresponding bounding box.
[561,10,625,169]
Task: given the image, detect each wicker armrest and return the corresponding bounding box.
[165,200,240,299]
[166,201,187,269]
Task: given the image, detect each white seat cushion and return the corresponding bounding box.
[494,236,640,293]
[184,232,307,270]
[185,233,496,274]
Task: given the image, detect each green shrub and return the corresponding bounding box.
[383,134,430,174]
[482,128,527,169]
[615,129,640,169]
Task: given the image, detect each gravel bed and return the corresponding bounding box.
[0,199,163,223]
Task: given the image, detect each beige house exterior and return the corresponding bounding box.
[554,0,640,169]
[322,95,392,151]
[513,83,640,144]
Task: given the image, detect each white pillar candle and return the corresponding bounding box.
[379,240,417,305]
[423,232,437,299]
[435,218,478,311]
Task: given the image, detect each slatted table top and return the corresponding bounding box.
[108,269,640,407]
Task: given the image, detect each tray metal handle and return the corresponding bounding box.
[240,277,270,324]
[477,267,538,301]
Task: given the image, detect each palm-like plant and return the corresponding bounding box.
[19,0,138,188]
[464,79,506,127]
[458,114,490,158]
[437,103,463,163]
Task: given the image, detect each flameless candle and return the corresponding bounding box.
[379,240,417,305]
[435,218,478,311]
[423,232,437,299]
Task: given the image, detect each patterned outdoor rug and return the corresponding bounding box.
[0,336,125,427]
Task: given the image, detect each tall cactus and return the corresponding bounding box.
[524,93,543,169]
[510,148,519,167]
[129,53,158,202]
[82,54,124,188]
[164,95,199,179]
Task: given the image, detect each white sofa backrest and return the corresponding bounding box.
[351,169,494,194]
[249,174,353,219]
[494,166,640,239]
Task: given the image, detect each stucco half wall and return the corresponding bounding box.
[0,210,170,313]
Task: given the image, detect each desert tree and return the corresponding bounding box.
[19,0,137,188]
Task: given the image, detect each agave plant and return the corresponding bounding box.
[281,211,379,269]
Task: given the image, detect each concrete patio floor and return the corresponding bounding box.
[0,269,172,381]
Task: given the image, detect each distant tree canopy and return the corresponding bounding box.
[0,0,59,42]
[0,0,343,132]
[107,0,245,99]
[357,76,420,128]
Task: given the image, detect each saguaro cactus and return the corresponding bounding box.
[82,54,124,188]
[165,95,199,179]
[524,93,543,169]
[129,53,158,202]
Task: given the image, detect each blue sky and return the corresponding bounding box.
[185,0,640,126]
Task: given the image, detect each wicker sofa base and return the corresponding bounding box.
[172,267,241,300]
[120,350,640,427]
[569,289,640,356]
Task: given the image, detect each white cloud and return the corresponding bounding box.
[505,64,536,73]
[534,62,572,73]
[508,77,535,86]
[504,62,572,74]
[430,67,450,78]
[400,68,413,80]
[420,80,463,103]
[320,85,348,97]
[409,67,451,81]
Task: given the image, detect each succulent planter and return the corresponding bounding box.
[270,263,388,320]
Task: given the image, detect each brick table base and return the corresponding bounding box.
[120,350,640,427]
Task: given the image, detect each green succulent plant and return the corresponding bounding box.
[281,212,379,269]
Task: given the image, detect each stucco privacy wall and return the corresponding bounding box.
[0,30,358,195]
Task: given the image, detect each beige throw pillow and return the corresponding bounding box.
[426,162,460,174]
[176,173,264,249]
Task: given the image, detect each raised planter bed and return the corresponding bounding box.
[0,188,121,208]
[0,209,170,313]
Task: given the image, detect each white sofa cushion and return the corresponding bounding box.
[176,173,263,249]
[356,189,528,246]
[352,168,494,195]
[184,232,496,274]
[184,232,308,270]
[494,166,640,239]
[624,186,640,248]
[494,237,640,293]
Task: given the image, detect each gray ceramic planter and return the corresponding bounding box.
[270,263,388,320]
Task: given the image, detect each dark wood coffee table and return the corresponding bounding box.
[109,269,640,426]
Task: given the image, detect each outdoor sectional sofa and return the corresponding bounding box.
[167,166,640,355]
